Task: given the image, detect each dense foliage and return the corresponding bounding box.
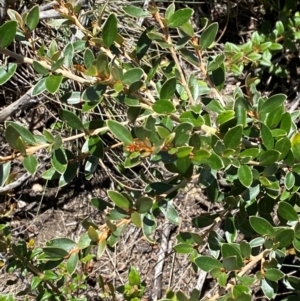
[1,1,300,300]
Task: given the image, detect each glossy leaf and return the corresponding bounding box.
[223,125,242,150]
[23,155,38,175]
[195,256,223,272]
[264,268,285,282]
[153,100,175,114]
[142,213,156,243]
[200,22,218,50]
[45,74,63,94]
[107,120,133,145]
[51,148,68,174]
[102,14,117,48]
[107,190,133,210]
[274,228,294,248]
[238,165,253,188]
[0,162,10,187]
[66,253,78,275]
[260,94,286,114]
[121,68,143,85]
[59,109,84,130]
[291,133,300,161]
[0,63,17,85]
[135,196,153,213]
[258,150,280,166]
[167,8,193,28]
[261,123,274,150]
[277,201,298,221]
[249,216,274,236]
[261,279,277,299]
[160,77,176,99]
[26,5,39,31]
[0,20,17,48]
[5,121,36,145]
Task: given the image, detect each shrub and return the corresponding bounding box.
[0,1,300,300]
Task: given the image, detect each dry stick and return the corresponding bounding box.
[152,222,175,301]
[152,9,195,106]
[0,86,38,123]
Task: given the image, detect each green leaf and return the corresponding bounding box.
[5,125,19,149]
[291,133,300,161]
[23,155,38,175]
[26,5,39,31]
[33,61,49,75]
[88,136,104,159]
[165,3,175,19]
[159,201,180,225]
[45,74,63,94]
[142,213,156,243]
[122,5,150,18]
[32,77,46,96]
[216,110,235,126]
[195,256,223,272]
[238,165,253,188]
[260,94,286,114]
[249,216,274,236]
[173,243,194,254]
[59,109,84,130]
[180,111,204,127]
[66,253,78,275]
[200,22,218,50]
[167,8,193,28]
[274,228,294,248]
[160,77,176,99]
[0,162,11,187]
[277,201,298,221]
[0,20,17,48]
[107,120,133,145]
[264,268,285,281]
[84,48,95,68]
[97,239,107,259]
[102,13,117,48]
[192,216,214,228]
[135,196,153,213]
[261,123,274,150]
[51,148,68,174]
[223,125,242,149]
[153,100,175,114]
[261,279,277,299]
[128,266,141,286]
[136,26,152,60]
[258,150,280,166]
[121,68,143,85]
[5,121,36,145]
[63,43,74,68]
[284,172,295,190]
[107,190,133,210]
[275,137,291,160]
[59,161,79,187]
[221,243,243,268]
[0,63,17,85]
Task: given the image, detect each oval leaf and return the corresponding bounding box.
[26,5,39,31]
[238,165,253,188]
[260,94,286,114]
[107,190,133,210]
[0,63,17,85]
[102,13,117,48]
[223,125,242,149]
[153,100,175,114]
[0,20,17,48]
[195,256,223,272]
[59,109,84,130]
[200,22,219,50]
[249,216,274,236]
[160,77,176,99]
[277,201,298,221]
[107,120,133,145]
[167,8,193,28]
